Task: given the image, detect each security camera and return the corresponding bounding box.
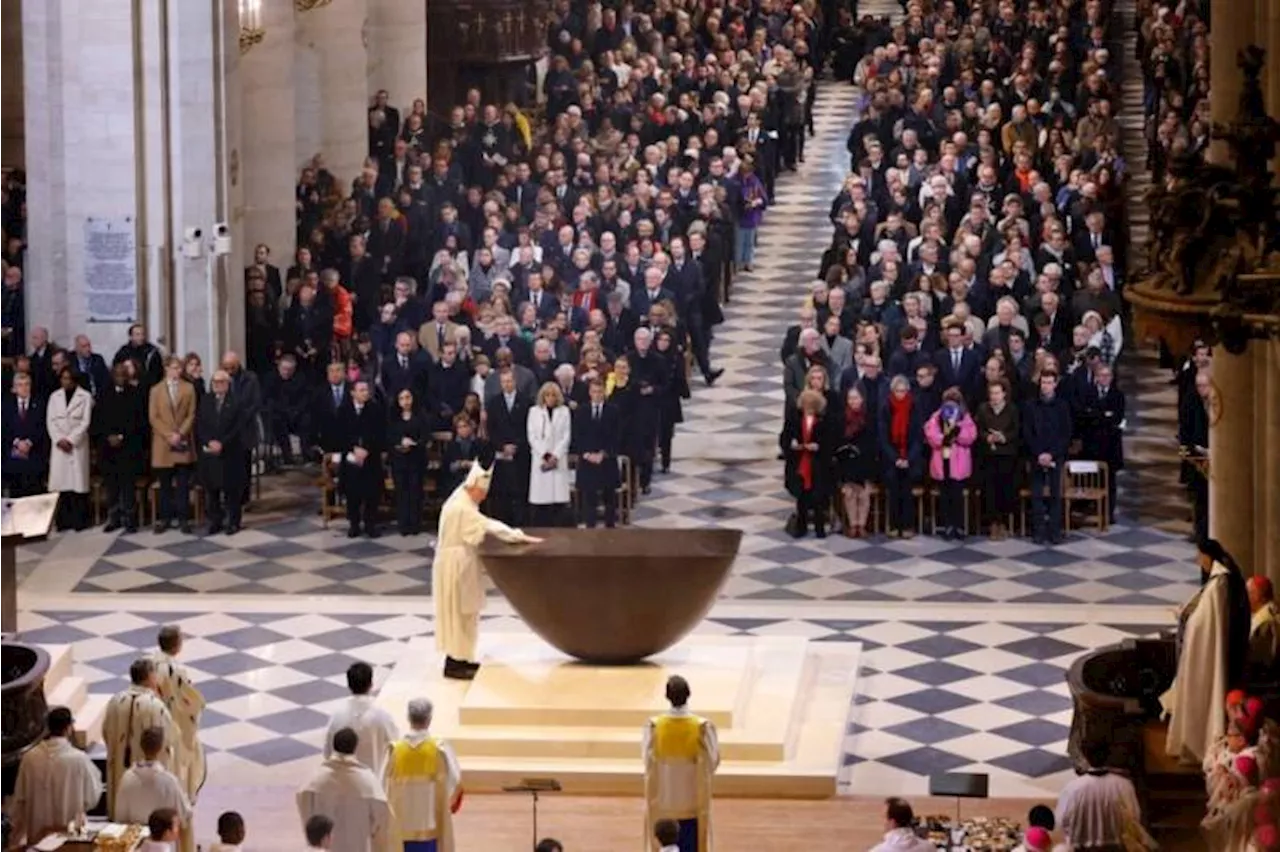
[212,222,232,257]
[181,227,204,259]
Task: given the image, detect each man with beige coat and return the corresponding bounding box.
[149,356,197,533]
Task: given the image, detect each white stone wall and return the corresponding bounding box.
[367,0,427,116]
[242,0,298,262]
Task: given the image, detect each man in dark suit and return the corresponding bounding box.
[72,335,111,399]
[484,368,531,526]
[504,161,539,223]
[526,272,559,323]
[2,372,49,497]
[370,89,401,146]
[26,326,56,400]
[665,237,722,385]
[93,364,148,531]
[631,266,674,319]
[285,284,333,382]
[1074,363,1125,523]
[428,342,470,427]
[346,237,383,332]
[333,380,386,538]
[197,370,250,535]
[570,380,620,527]
[265,355,312,466]
[381,331,431,409]
[933,323,982,405]
[482,315,533,368]
[313,361,351,455]
[246,243,284,308]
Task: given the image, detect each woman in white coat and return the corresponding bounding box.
[47,366,94,530]
[526,381,572,526]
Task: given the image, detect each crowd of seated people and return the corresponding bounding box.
[779,3,1130,545]
[3,0,839,539]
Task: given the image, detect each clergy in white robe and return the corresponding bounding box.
[1161,539,1252,764]
[152,625,207,805]
[115,726,195,852]
[139,808,182,852]
[1057,739,1153,851]
[642,676,720,852]
[103,658,182,820]
[10,707,103,847]
[382,698,463,852]
[431,464,540,678]
[323,661,400,778]
[297,728,390,852]
[207,810,246,852]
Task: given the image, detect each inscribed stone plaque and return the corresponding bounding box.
[84,216,138,322]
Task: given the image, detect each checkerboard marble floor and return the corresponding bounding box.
[12,78,1194,798]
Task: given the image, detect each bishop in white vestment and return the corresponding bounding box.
[642,676,720,852]
[432,464,540,678]
[297,728,391,852]
[152,625,207,805]
[10,707,103,847]
[1162,540,1251,764]
[114,727,194,852]
[323,661,400,778]
[382,698,463,852]
[103,658,182,820]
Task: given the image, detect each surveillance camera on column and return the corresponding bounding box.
[212,222,232,256]
[181,226,204,259]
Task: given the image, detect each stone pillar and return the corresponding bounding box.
[1262,340,1280,588]
[22,0,142,355]
[1206,0,1257,569]
[366,0,427,117]
[2,0,25,168]
[295,0,369,187]
[241,0,298,262]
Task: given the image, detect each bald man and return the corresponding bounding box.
[1248,576,1280,676]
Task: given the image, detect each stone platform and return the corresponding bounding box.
[376,632,861,798]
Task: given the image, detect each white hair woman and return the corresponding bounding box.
[526,382,572,526]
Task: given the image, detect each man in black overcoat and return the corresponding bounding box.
[94,364,149,532]
[333,380,386,538]
[570,380,621,528]
[197,370,250,535]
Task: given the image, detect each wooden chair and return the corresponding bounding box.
[318,457,344,527]
[1064,460,1111,532]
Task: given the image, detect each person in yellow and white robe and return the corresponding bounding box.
[151,625,206,809]
[432,463,540,680]
[102,657,182,821]
[114,726,195,852]
[1162,539,1252,765]
[642,675,720,852]
[1247,576,1280,676]
[382,698,463,852]
[10,707,103,848]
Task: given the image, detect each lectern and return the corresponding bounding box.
[1,494,59,633]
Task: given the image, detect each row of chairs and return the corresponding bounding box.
[832,461,1113,537]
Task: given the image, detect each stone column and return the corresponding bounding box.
[2,0,25,168]
[1262,340,1280,588]
[1206,0,1257,569]
[22,0,142,355]
[241,0,298,260]
[366,0,427,117]
[295,0,369,187]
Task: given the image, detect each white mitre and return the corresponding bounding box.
[463,463,493,495]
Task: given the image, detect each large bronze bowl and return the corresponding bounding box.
[476,528,742,664]
[2,643,50,769]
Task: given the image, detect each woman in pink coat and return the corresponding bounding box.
[924,387,977,541]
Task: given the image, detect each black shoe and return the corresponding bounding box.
[1049,533,1065,546]
[789,525,807,539]
[179,522,193,535]
[225,524,241,536]
[124,525,138,534]
[705,368,724,387]
[642,485,651,496]
[104,519,122,533]
[815,527,827,539]
[153,520,171,534]
[1032,534,1047,545]
[366,527,381,539]
[952,529,966,542]
[206,523,224,536]
[443,656,478,680]
[347,526,362,538]
[661,463,671,474]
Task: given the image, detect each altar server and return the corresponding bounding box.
[324,662,399,778]
[114,726,194,852]
[432,464,541,680]
[643,675,720,852]
[103,658,181,820]
[297,727,390,852]
[10,707,103,847]
[382,698,463,852]
[151,625,206,807]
